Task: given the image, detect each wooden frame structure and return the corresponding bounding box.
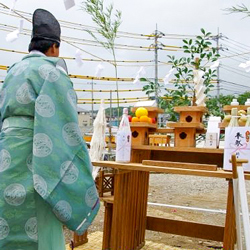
[93,159,250,250]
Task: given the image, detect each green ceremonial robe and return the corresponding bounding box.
[0,53,100,250]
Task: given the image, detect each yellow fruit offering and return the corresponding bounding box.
[224,115,231,122]
[140,115,149,122]
[135,107,148,118]
[131,117,140,122]
[238,110,246,116]
[239,115,247,122]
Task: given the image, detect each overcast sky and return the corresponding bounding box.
[0,0,250,110]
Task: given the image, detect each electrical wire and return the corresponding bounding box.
[225,37,250,50]
[221,43,249,60]
[0,3,107,62]
[222,64,250,77]
[220,79,250,89]
[221,65,250,79]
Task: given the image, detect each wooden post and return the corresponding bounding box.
[223,179,236,249]
[102,201,113,250]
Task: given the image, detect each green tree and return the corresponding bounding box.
[237,91,250,104]
[224,4,250,18]
[160,28,220,121]
[81,0,122,119]
[140,78,162,100]
[205,94,234,118]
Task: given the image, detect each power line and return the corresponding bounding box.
[222,64,250,76]
[220,52,244,63]
[220,79,250,89]
[220,43,249,60]
[221,65,250,79]
[0,3,107,62]
[0,5,198,40]
[221,66,250,79]
[222,39,250,53]
[225,37,250,50]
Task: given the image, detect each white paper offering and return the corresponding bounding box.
[6,29,19,42]
[133,66,146,84]
[9,0,17,13]
[75,49,83,67]
[64,0,75,10]
[163,68,175,85]
[95,63,104,77]
[204,133,217,148]
[223,127,250,172]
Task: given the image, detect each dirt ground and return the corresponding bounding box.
[64,173,250,250]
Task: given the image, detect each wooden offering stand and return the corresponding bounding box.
[220,105,250,128]
[129,107,164,146]
[167,106,207,147]
[223,105,250,114]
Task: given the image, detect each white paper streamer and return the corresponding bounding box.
[6,30,19,43]
[193,70,204,84]
[210,60,220,69]
[239,61,250,72]
[19,19,24,33]
[90,99,106,180]
[133,66,146,84]
[95,63,104,77]
[9,0,17,13]
[194,70,206,106]
[64,0,75,10]
[75,49,83,67]
[5,19,24,43]
[163,68,175,85]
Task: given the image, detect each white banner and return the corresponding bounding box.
[223,127,250,172]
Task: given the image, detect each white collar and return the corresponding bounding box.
[29,50,46,57]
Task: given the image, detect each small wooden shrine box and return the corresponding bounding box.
[130,107,163,146]
[167,106,207,147]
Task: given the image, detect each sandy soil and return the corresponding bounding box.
[64,173,250,249]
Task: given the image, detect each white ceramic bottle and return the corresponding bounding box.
[231,98,239,106]
[116,108,132,163]
[245,99,250,106]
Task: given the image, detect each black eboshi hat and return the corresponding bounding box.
[31,9,61,44]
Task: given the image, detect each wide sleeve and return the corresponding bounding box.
[32,61,99,234]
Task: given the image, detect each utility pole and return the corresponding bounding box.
[149,24,164,107]
[216,28,221,100]
[154,24,159,106]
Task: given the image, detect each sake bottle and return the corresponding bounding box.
[116,108,132,163]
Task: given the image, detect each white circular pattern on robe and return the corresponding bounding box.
[4,183,26,206]
[25,217,38,241]
[0,217,9,240]
[62,122,82,146]
[85,185,98,208]
[16,82,36,105]
[67,89,77,110]
[26,154,33,171]
[35,94,55,117]
[53,200,72,222]
[33,133,53,157]
[38,64,60,82]
[0,149,11,172]
[11,60,29,76]
[0,88,6,109]
[33,174,47,198]
[60,161,79,184]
